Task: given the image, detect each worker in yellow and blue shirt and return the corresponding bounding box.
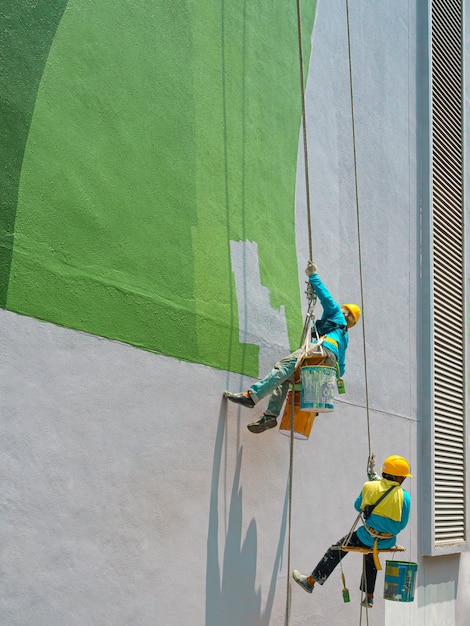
[224,260,360,433]
[292,455,412,609]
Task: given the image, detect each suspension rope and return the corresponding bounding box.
[285,2,374,621]
[284,4,317,623]
[285,284,316,626]
[359,557,370,625]
[295,0,314,262]
[284,387,295,625]
[345,0,372,463]
[344,16,375,620]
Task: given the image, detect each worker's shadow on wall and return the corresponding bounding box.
[205,404,288,626]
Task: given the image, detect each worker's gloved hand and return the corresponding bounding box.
[305,260,317,277]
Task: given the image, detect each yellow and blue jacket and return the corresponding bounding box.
[354,478,411,549]
[308,273,349,376]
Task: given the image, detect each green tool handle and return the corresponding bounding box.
[341,573,350,603]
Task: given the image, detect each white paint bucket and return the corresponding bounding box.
[300,365,336,412]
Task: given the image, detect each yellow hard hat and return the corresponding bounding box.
[342,303,361,326]
[382,455,413,478]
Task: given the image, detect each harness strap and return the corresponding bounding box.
[373,539,381,570]
[364,525,394,539]
[363,526,394,571]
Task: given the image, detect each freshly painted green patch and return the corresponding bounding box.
[6,0,316,375]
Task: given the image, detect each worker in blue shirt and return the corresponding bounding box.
[292,455,412,608]
[224,260,360,433]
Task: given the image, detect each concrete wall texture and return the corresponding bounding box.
[1,1,469,625]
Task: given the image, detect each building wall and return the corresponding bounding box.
[1,0,317,375]
[1,1,469,624]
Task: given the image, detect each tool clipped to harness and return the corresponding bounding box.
[341,572,350,603]
[336,377,346,394]
[338,552,350,603]
[335,363,346,394]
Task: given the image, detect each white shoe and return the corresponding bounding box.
[292,569,314,593]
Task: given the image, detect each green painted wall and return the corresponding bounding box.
[0,0,69,305]
[1,0,316,376]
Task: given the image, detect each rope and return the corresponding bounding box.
[284,283,316,625]
[345,0,372,463]
[342,511,362,548]
[300,282,317,345]
[359,556,370,625]
[295,0,313,261]
[284,387,296,626]
[343,8,375,623]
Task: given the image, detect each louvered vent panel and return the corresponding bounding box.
[431,0,466,547]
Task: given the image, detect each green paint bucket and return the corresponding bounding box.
[383,561,418,602]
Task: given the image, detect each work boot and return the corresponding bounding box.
[223,391,255,408]
[247,414,277,434]
[292,570,315,593]
[361,596,374,608]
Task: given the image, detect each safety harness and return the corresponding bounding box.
[361,486,398,566]
[312,318,347,339]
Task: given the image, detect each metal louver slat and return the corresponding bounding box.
[435,520,465,528]
[434,388,463,401]
[433,114,462,148]
[430,0,466,549]
[436,254,462,277]
[435,427,465,440]
[434,324,464,338]
[433,124,462,150]
[434,188,463,213]
[433,189,463,216]
[434,344,463,358]
[436,354,464,368]
[435,484,465,493]
[435,509,465,518]
[434,401,465,413]
[435,466,465,474]
[435,429,465,442]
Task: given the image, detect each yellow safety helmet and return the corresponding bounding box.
[382,455,413,478]
[342,303,361,326]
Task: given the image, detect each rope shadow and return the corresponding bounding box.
[205,402,289,625]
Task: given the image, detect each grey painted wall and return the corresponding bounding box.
[2,1,470,625]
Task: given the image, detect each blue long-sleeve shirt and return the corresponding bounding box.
[308,273,348,376]
[354,478,411,549]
